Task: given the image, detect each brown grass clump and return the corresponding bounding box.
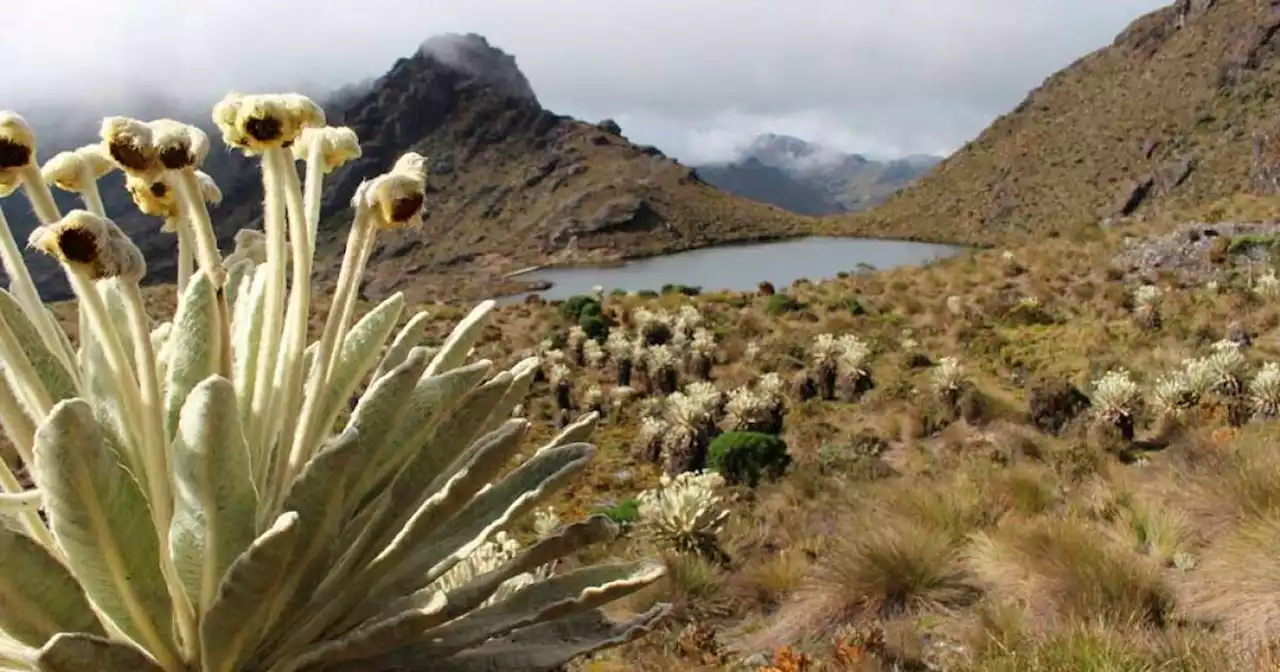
[745,510,979,651]
[1180,514,1280,654]
[967,517,1174,630]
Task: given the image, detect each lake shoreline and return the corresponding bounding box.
[494,235,967,303]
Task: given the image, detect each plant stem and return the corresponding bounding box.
[0,205,78,384]
[64,271,147,478]
[324,228,376,378]
[18,165,60,226]
[265,148,311,475]
[175,219,193,296]
[249,150,290,470]
[77,165,106,217]
[302,136,325,255]
[174,171,226,288]
[118,281,172,527]
[278,208,373,503]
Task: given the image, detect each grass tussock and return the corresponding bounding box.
[967,517,1174,630]
[1180,514,1280,653]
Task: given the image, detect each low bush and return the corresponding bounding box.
[708,431,792,487]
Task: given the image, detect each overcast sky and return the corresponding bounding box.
[3,0,1168,163]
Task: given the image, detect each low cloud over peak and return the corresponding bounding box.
[3,0,1167,161]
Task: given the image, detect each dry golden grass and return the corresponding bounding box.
[967,516,1174,630]
[1180,514,1280,654]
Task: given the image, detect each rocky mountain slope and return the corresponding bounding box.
[5,34,807,302]
[852,0,1280,245]
[694,134,940,215]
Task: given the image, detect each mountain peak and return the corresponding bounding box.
[416,33,538,103]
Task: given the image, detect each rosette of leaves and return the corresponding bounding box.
[0,97,668,672]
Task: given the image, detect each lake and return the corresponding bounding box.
[498,236,963,302]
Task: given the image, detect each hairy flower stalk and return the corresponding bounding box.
[29,209,198,655]
[294,126,361,252]
[41,145,114,217]
[213,94,325,460]
[283,152,426,490]
[0,113,79,376]
[0,100,668,672]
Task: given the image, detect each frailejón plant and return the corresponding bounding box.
[0,95,668,672]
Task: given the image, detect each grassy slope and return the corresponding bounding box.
[826,0,1280,246]
[59,195,1280,669]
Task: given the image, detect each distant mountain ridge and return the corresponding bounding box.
[693,134,942,215]
[2,34,807,303]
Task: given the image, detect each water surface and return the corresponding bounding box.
[498,236,963,303]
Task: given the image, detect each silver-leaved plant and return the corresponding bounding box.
[0,94,668,672]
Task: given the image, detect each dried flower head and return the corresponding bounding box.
[28,210,145,282]
[356,152,428,229]
[126,173,180,218]
[212,92,325,153]
[41,145,114,193]
[100,116,160,177]
[293,126,362,172]
[0,111,36,195]
[150,119,210,170]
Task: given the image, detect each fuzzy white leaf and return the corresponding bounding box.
[0,290,76,404]
[170,375,259,614]
[32,400,177,665]
[308,294,404,450]
[424,301,493,377]
[201,512,302,672]
[163,271,222,442]
[0,524,104,647]
[373,310,431,381]
[35,633,163,672]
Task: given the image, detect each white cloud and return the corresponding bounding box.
[2,0,1170,161]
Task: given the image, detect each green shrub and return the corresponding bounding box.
[637,289,660,298]
[665,284,702,297]
[593,498,641,526]
[846,297,867,315]
[560,294,602,321]
[708,431,792,487]
[579,313,611,341]
[763,293,803,316]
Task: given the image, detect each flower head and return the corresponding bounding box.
[0,111,36,195]
[213,92,325,153]
[28,210,145,282]
[100,116,160,176]
[293,126,362,172]
[150,119,210,170]
[355,152,428,229]
[125,173,180,218]
[41,145,114,193]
